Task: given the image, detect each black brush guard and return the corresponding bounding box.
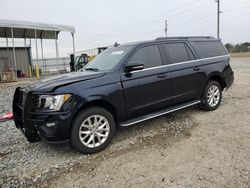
[12,87,40,143]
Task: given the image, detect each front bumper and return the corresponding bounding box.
[12,88,74,143]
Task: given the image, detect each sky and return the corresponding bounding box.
[0,0,249,58]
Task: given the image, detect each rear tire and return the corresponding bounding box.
[199,80,222,111]
[71,107,116,154]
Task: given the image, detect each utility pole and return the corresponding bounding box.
[165,20,168,37]
[215,0,222,39]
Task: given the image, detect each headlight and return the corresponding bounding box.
[38,94,72,111]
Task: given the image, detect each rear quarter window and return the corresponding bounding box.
[195,41,227,58]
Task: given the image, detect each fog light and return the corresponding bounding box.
[46,122,55,127]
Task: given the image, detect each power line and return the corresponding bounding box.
[77,0,204,39]
[72,8,250,51]
[78,15,214,49]
[77,0,211,40]
[168,13,215,29]
[138,5,250,36]
[80,29,163,50]
[77,0,213,45]
[78,3,250,49]
[168,5,250,30]
[223,5,250,13]
[80,15,215,49]
[91,6,250,48]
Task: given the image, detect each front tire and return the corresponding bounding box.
[71,107,116,154]
[199,80,222,111]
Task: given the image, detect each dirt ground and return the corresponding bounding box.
[230,52,250,58]
[0,57,250,188]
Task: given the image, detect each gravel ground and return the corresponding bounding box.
[0,58,250,188]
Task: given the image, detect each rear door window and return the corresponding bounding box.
[127,45,162,69]
[195,41,227,58]
[163,43,191,64]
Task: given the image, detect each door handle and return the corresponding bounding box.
[193,67,200,71]
[157,73,167,79]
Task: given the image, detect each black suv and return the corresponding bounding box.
[13,36,234,154]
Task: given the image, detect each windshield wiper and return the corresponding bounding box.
[85,68,99,72]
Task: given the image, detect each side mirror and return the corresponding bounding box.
[124,63,144,73]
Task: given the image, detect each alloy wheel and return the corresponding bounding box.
[207,85,220,107]
[79,115,110,148]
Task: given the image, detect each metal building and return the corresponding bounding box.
[0,46,31,78]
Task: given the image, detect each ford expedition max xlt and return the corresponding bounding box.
[13,36,234,153]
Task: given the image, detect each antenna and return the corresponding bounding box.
[114,42,119,47]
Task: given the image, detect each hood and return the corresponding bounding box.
[26,71,105,92]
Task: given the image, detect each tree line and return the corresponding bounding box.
[225,42,250,53]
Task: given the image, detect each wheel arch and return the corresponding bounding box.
[206,73,226,90]
[72,99,118,127]
[200,73,225,99]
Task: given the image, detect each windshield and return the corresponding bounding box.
[83,46,133,71]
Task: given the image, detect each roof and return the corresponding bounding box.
[0,46,31,49]
[0,19,75,39]
[155,36,216,41]
[119,36,218,47]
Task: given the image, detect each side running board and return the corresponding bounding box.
[120,100,201,127]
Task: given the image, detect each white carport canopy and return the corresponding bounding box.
[0,19,75,39]
[0,19,76,78]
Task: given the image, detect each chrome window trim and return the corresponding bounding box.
[124,55,229,74]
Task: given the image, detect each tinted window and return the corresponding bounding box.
[163,43,190,64]
[127,45,162,69]
[195,41,227,58]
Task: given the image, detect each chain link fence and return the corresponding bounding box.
[33,57,70,75]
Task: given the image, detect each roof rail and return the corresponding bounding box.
[155,36,215,40]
